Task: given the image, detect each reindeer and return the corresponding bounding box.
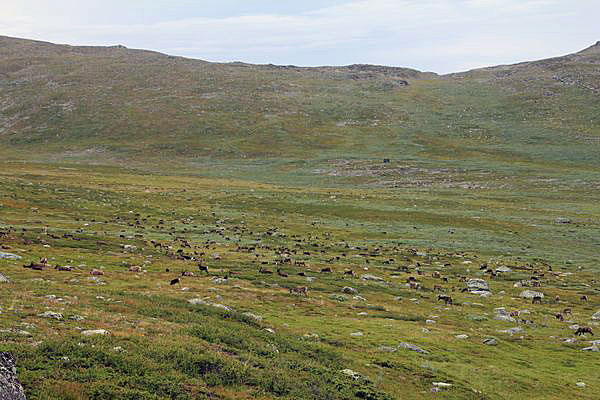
[563,308,572,316]
[277,268,288,277]
[437,294,453,305]
[170,277,180,285]
[580,295,589,302]
[90,269,104,276]
[531,296,542,304]
[575,327,594,336]
[555,313,564,321]
[289,286,308,296]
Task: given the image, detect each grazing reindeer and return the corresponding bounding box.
[575,327,594,336]
[344,269,355,276]
[580,295,589,302]
[55,265,73,272]
[277,268,288,277]
[181,271,194,277]
[531,296,542,304]
[433,284,443,292]
[129,266,142,272]
[259,267,273,274]
[555,313,564,321]
[170,277,180,285]
[320,267,332,273]
[289,286,308,296]
[198,264,209,274]
[510,310,520,318]
[563,308,572,316]
[90,269,104,276]
[554,295,560,303]
[297,271,306,277]
[437,294,453,305]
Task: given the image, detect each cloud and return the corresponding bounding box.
[0,0,598,73]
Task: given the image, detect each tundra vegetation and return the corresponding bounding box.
[0,36,600,399]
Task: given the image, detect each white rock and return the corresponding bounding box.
[520,290,544,299]
[455,334,469,339]
[37,311,63,320]
[81,329,110,336]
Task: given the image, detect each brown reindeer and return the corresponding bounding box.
[259,267,273,274]
[580,295,589,302]
[437,294,453,305]
[55,265,73,272]
[277,268,288,277]
[555,313,564,321]
[563,308,572,315]
[289,286,308,297]
[129,266,142,272]
[575,327,594,336]
[320,267,332,273]
[90,269,104,276]
[170,277,180,285]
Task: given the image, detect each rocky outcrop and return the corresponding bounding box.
[0,352,27,400]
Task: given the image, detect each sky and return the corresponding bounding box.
[1,0,598,73]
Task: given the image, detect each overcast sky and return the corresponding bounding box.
[1,0,598,73]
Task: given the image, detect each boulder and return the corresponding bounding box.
[483,338,497,346]
[0,273,9,283]
[554,217,571,224]
[0,353,27,400]
[467,279,489,291]
[37,311,63,320]
[361,274,384,282]
[81,329,110,336]
[398,342,429,354]
[0,252,21,260]
[520,290,544,299]
[591,310,600,320]
[496,266,512,273]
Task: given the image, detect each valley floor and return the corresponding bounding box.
[0,161,599,399]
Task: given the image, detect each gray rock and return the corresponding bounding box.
[0,252,21,260]
[582,345,599,352]
[242,312,263,321]
[496,266,512,273]
[520,290,544,299]
[554,217,572,224]
[0,352,26,400]
[0,274,9,283]
[398,342,429,354]
[361,274,384,282]
[188,298,231,311]
[378,346,397,352]
[467,279,489,291]
[37,311,63,320]
[494,315,516,323]
[340,369,362,380]
[498,327,523,335]
[455,334,469,339]
[591,310,600,320]
[483,338,497,345]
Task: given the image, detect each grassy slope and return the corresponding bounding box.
[1,37,600,399]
